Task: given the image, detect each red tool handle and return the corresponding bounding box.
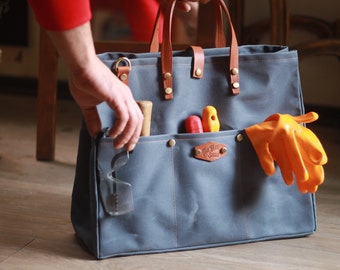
[185,115,203,133]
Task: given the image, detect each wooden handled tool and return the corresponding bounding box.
[137,100,153,136]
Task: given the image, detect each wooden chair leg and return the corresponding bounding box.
[228,0,289,45]
[197,1,216,47]
[228,0,244,42]
[36,29,58,161]
[269,0,289,45]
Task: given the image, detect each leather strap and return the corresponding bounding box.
[161,1,176,99]
[152,0,240,99]
[149,1,226,52]
[149,7,162,53]
[190,46,204,79]
[113,57,131,85]
[213,0,226,48]
[116,66,130,85]
[217,0,240,95]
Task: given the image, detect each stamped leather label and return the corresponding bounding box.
[194,142,227,162]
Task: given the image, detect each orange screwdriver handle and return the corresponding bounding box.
[202,105,220,132]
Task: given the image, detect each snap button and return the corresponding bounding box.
[164,72,172,80]
[232,82,240,89]
[165,87,173,95]
[195,149,202,155]
[231,68,239,75]
[195,68,202,77]
[220,147,227,154]
[119,73,128,81]
[168,139,176,147]
[236,133,244,142]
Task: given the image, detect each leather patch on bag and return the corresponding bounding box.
[194,142,227,162]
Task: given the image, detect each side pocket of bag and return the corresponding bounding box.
[71,123,97,255]
[238,131,317,240]
[96,135,180,257]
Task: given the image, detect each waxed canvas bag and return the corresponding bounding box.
[71,0,316,259]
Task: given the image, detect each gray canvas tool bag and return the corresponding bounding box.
[71,0,316,259]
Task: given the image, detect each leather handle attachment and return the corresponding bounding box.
[151,0,240,99]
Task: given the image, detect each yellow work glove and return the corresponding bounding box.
[245,112,328,193]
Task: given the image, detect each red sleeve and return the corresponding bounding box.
[120,0,163,42]
[28,0,92,31]
[90,0,162,42]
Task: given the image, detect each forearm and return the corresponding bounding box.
[46,22,97,72]
[28,0,95,72]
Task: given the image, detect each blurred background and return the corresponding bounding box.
[0,0,339,109]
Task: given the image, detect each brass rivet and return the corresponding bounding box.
[168,139,176,147]
[164,72,172,80]
[236,133,244,142]
[232,82,240,89]
[165,87,173,95]
[220,147,227,154]
[195,69,202,77]
[231,68,239,75]
[195,149,202,155]
[120,73,128,81]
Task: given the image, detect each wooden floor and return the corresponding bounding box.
[0,93,339,269]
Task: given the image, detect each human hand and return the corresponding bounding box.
[245,112,328,193]
[179,0,211,11]
[46,22,144,152]
[69,56,143,151]
[158,0,211,12]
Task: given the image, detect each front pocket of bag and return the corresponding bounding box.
[97,130,248,253]
[96,129,315,256]
[169,131,250,246]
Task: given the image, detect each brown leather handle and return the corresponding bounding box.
[150,0,240,99]
[213,0,227,48]
[149,1,226,52]
[149,7,163,53]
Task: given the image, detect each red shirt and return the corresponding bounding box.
[28,0,92,31]
[28,0,162,42]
